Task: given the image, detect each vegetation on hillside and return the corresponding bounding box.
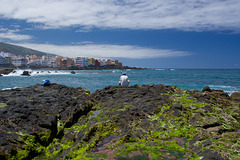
[0,42,53,57]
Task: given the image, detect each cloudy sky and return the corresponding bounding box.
[0,0,240,68]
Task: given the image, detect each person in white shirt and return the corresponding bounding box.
[119,72,130,86]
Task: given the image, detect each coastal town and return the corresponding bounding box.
[0,51,123,69]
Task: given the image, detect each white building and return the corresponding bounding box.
[0,52,11,58]
[12,58,27,67]
[41,60,48,67]
[49,61,57,68]
[28,60,37,67]
[42,55,57,67]
[75,57,89,67]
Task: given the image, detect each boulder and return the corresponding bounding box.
[202,86,212,92]
[0,69,14,75]
[230,92,240,101]
[21,71,31,76]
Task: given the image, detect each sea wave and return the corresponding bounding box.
[3,69,71,76]
[209,85,239,95]
[155,68,175,71]
[2,87,22,90]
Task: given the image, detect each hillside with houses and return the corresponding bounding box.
[0,51,123,69]
[0,42,123,69]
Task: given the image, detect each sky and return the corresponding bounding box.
[0,0,240,69]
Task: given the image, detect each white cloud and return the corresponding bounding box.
[0,28,32,41]
[0,0,239,31]
[15,43,190,59]
[71,41,94,45]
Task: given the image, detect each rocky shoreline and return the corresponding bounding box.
[0,83,239,159]
[0,67,150,76]
[0,69,14,76]
[0,65,150,71]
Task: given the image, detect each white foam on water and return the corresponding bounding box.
[209,85,239,95]
[3,69,33,76]
[155,68,175,71]
[30,70,71,76]
[3,69,73,76]
[2,87,22,90]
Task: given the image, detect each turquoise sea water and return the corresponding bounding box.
[1,69,240,95]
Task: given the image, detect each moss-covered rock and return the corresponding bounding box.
[0,69,14,75]
[0,84,93,159]
[0,84,239,159]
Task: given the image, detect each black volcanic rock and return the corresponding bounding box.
[0,84,239,160]
[0,84,93,159]
[20,71,31,76]
[0,69,14,75]
[202,86,212,92]
[230,92,240,102]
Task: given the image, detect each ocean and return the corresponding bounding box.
[1,69,240,95]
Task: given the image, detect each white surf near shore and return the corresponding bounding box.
[3,69,72,77]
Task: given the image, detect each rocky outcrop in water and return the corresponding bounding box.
[0,69,14,76]
[0,84,239,159]
[20,71,31,76]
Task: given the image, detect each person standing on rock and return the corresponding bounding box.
[119,72,130,86]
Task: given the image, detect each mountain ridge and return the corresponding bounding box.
[0,42,55,57]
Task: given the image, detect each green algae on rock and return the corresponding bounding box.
[0,84,240,159]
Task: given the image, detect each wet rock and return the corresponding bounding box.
[0,69,14,75]
[21,71,31,76]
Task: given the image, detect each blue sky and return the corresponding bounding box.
[0,0,240,68]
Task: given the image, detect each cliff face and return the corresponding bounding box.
[0,84,239,159]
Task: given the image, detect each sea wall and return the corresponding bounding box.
[0,84,239,159]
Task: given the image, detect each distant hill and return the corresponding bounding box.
[0,42,55,57]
